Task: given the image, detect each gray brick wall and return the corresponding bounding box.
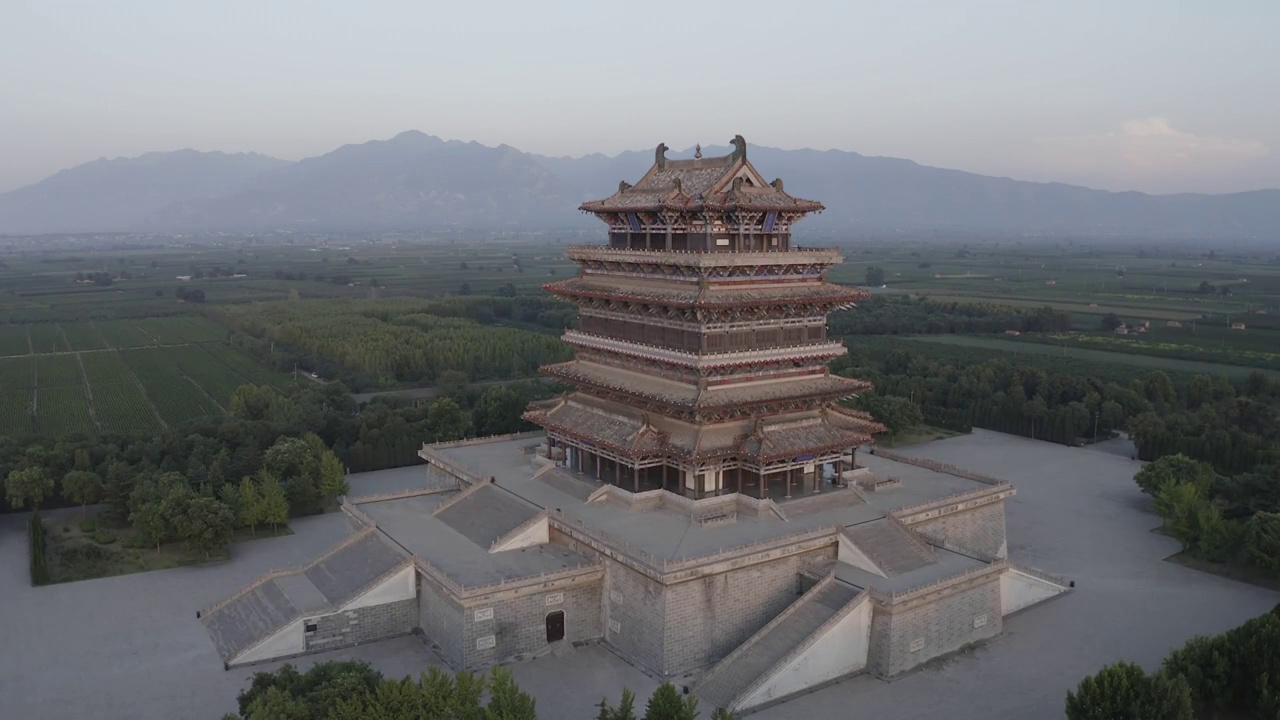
[659,546,834,676]
[912,502,1007,558]
[866,576,1002,677]
[460,580,603,671]
[303,598,417,653]
[602,558,667,676]
[419,574,465,669]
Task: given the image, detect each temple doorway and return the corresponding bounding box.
[545,610,565,643]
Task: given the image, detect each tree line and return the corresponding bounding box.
[1066,605,1280,719]
[210,295,575,390]
[828,296,1073,336]
[223,660,735,720]
[1,379,555,520]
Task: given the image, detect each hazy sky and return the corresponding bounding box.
[2,0,1277,194]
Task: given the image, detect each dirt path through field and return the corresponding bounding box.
[74,352,105,434]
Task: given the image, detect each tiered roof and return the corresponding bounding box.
[579,136,823,215]
[540,360,871,412]
[524,397,878,462]
[546,277,868,308]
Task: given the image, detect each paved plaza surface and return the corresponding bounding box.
[1,430,1276,719]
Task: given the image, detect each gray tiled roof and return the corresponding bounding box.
[579,143,822,214]
[434,484,540,548]
[203,582,299,661]
[304,532,407,608]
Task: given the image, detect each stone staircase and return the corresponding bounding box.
[694,576,860,712]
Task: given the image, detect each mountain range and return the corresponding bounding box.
[1,130,1277,237]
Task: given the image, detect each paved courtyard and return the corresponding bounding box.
[0,429,1275,719]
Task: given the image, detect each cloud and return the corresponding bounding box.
[1033,118,1270,191]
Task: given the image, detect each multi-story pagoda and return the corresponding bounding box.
[525,136,884,499]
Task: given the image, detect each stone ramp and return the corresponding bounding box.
[538,469,597,501]
[435,484,540,548]
[202,530,408,665]
[695,578,859,713]
[203,581,299,662]
[842,518,936,575]
[304,531,405,607]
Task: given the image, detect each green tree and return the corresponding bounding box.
[73,448,92,471]
[427,397,469,441]
[1244,512,1280,573]
[1193,504,1233,562]
[597,688,637,720]
[6,467,55,512]
[1064,661,1194,720]
[1154,481,1205,550]
[855,393,922,435]
[103,460,136,524]
[865,266,885,287]
[131,500,171,554]
[484,667,537,719]
[257,471,290,532]
[471,385,529,437]
[1134,454,1216,496]
[436,370,469,401]
[61,470,103,517]
[237,476,262,535]
[264,436,321,515]
[318,449,349,501]
[643,683,698,720]
[1099,313,1123,331]
[175,496,235,559]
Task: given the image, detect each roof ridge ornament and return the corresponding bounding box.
[694,144,702,159]
[618,180,633,193]
[655,142,669,169]
[729,134,746,162]
[771,178,784,191]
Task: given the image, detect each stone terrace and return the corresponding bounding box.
[429,435,996,565]
[2,430,1276,719]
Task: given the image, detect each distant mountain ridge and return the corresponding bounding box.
[0,150,289,234]
[2,133,1277,237]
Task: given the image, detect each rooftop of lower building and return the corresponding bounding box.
[356,487,596,589]
[420,434,998,570]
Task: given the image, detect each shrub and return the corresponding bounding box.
[79,517,97,534]
[29,513,49,585]
[62,525,70,533]
[93,531,117,545]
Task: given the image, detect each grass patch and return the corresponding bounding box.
[38,514,289,585]
[1165,551,1280,592]
[875,424,966,448]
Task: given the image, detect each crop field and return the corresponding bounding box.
[80,352,163,433]
[121,347,227,420]
[0,340,292,438]
[58,321,110,351]
[94,320,156,349]
[0,356,35,435]
[903,335,1273,379]
[35,385,96,437]
[0,325,29,355]
[27,323,69,353]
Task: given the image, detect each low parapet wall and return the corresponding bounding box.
[870,448,1007,486]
